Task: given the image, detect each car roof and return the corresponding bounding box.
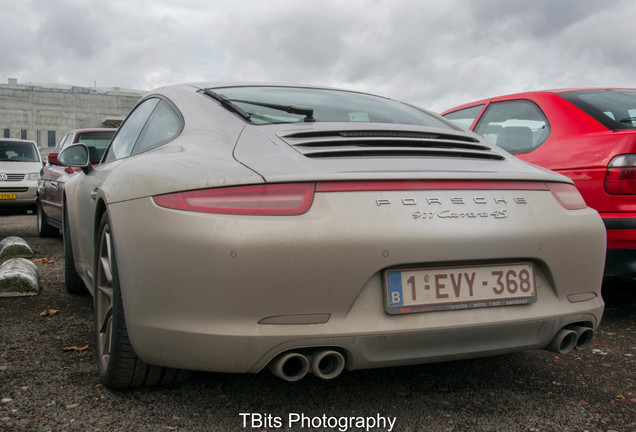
[0,138,37,145]
[145,82,397,102]
[67,128,117,133]
[189,82,355,91]
[442,88,636,114]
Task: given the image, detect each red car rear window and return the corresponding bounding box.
[559,89,636,131]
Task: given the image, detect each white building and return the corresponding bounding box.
[0,78,144,149]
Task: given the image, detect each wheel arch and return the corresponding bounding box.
[93,198,108,246]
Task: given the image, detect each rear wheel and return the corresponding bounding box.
[95,212,191,388]
[37,199,59,238]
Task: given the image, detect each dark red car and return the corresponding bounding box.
[37,128,116,237]
[442,88,636,278]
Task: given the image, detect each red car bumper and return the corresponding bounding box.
[602,212,636,277]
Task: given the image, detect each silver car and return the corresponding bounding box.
[59,83,606,388]
[0,139,42,211]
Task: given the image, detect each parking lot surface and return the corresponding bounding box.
[0,214,634,432]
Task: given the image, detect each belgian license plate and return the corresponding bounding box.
[0,194,16,200]
[385,263,536,314]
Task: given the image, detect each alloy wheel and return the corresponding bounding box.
[96,224,115,373]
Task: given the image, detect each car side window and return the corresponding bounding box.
[443,105,484,129]
[103,98,160,163]
[131,100,182,155]
[473,100,550,154]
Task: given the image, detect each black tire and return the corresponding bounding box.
[36,199,59,238]
[63,206,87,294]
[94,212,191,389]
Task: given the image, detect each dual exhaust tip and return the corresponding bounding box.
[269,349,345,381]
[546,324,595,354]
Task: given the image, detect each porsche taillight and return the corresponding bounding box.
[605,154,636,195]
[153,180,587,215]
[546,182,588,210]
[153,183,315,215]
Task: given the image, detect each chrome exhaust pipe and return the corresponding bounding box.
[310,350,346,380]
[566,325,595,350]
[268,352,310,382]
[546,328,578,354]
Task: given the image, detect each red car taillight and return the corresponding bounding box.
[153,183,315,215]
[605,154,636,195]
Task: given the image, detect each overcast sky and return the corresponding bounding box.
[2,0,635,112]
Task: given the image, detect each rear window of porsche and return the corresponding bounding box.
[208,86,457,129]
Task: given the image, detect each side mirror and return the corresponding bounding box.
[47,152,60,166]
[80,143,102,164]
[58,144,92,173]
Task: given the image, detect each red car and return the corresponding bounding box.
[442,88,636,278]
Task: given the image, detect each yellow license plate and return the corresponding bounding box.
[385,262,536,314]
[0,194,17,199]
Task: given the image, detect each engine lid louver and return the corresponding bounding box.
[278,130,505,160]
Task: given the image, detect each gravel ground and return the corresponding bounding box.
[0,213,634,432]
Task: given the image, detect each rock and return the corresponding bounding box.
[0,237,34,260]
[0,258,39,297]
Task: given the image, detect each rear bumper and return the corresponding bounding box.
[133,312,603,373]
[601,214,636,277]
[604,249,636,278]
[603,215,636,246]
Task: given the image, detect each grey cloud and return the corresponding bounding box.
[1,0,635,113]
[35,2,110,58]
[466,0,610,39]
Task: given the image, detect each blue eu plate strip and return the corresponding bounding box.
[387,271,403,306]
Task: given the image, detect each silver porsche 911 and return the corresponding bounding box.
[58,83,606,389]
